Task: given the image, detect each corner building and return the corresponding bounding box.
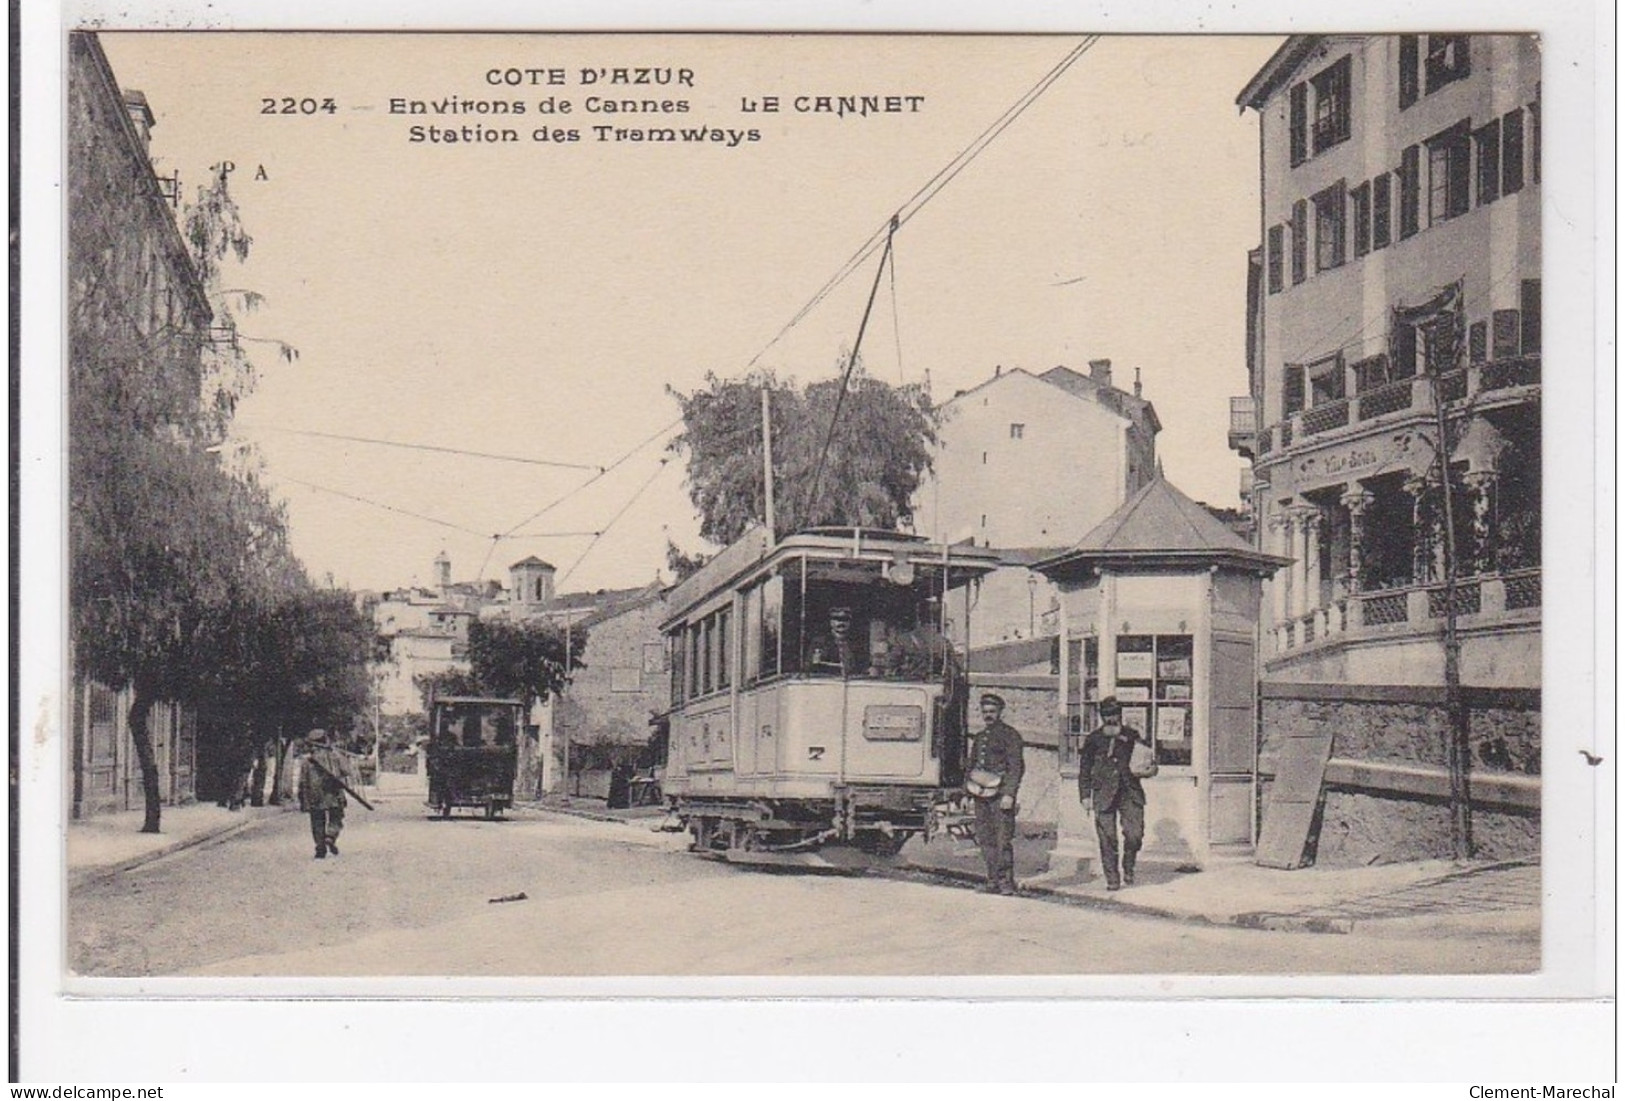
[1233,36,1540,862]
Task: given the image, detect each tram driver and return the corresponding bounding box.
[807,604,860,676]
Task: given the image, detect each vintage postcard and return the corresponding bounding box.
[20,0,1611,1082]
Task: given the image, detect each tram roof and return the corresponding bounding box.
[662,525,1001,628]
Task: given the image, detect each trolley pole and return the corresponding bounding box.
[761,385,777,542]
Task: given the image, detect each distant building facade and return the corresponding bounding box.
[1234,35,1541,862]
[67,32,211,818]
[913,361,1161,652]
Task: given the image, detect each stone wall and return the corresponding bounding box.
[1261,682,1540,866]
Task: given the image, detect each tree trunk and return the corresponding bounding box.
[128,687,163,833]
[249,729,270,807]
[267,731,288,806]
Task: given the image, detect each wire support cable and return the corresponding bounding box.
[744,35,1098,372]
[555,458,672,589]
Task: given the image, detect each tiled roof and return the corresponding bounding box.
[1037,477,1289,573]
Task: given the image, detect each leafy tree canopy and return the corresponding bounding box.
[414,616,585,713]
[667,359,939,548]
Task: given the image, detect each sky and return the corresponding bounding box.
[97,32,1280,596]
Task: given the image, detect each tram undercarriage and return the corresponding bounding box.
[676,784,950,864]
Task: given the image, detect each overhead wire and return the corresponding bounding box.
[743,35,1099,373]
[555,458,673,589]
[277,476,491,538]
[236,423,603,472]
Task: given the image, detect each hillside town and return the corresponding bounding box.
[65,32,1547,982]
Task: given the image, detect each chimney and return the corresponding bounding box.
[1089,358,1113,388]
[1134,366,1143,398]
[434,550,451,591]
[994,364,1002,377]
[122,91,155,148]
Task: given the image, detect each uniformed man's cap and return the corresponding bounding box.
[979,693,1006,710]
[1098,696,1123,717]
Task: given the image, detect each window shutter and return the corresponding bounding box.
[1282,364,1306,416]
[1469,320,1487,363]
[1398,35,1419,108]
[1519,279,1540,355]
[1491,309,1521,360]
[1399,146,1420,238]
[1474,118,1501,206]
[1372,173,1392,249]
[1291,199,1308,284]
[1289,83,1308,166]
[1501,107,1525,195]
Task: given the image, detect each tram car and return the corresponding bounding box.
[425,695,524,820]
[660,526,1001,860]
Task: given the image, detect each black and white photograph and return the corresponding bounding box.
[17,0,1611,1083]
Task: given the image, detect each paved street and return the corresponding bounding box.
[69,789,1538,978]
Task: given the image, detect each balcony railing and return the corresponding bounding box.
[1301,398,1351,436]
[1227,395,1259,458]
[1261,354,1540,457]
[1481,354,1541,392]
[1271,569,1540,658]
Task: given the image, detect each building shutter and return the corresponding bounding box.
[1282,364,1306,416]
[1492,309,1521,360]
[1398,35,1420,109]
[1502,107,1525,195]
[1519,279,1541,355]
[1289,82,1308,166]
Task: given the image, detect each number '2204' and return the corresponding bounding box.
[261,97,338,114]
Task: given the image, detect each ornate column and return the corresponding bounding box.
[1302,507,1323,616]
[1267,510,1292,630]
[1339,488,1375,594]
[1403,473,1434,584]
[1463,470,1499,576]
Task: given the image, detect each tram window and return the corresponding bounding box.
[760,574,784,679]
[716,608,732,690]
[700,617,714,695]
[669,632,686,704]
[742,585,762,683]
[687,625,701,699]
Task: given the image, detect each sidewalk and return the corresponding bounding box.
[901,828,1541,936]
[67,802,284,884]
[68,771,427,884]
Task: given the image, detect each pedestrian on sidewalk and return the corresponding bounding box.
[965,693,1025,895]
[297,729,351,860]
[1077,696,1148,891]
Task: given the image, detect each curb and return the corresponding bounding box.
[68,808,284,889]
[520,801,670,828]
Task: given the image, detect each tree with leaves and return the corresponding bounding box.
[414,617,583,713]
[68,116,304,831]
[667,359,939,548]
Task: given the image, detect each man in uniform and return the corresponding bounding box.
[1077,696,1147,890]
[297,728,351,860]
[967,693,1025,895]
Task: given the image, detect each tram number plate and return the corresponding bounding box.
[863,705,923,741]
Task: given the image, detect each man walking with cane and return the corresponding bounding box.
[298,728,353,860]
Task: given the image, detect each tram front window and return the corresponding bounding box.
[798,582,945,680]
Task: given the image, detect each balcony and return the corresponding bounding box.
[1260,354,1540,456]
[1227,396,1258,458]
[1270,569,1540,659]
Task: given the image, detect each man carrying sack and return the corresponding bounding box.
[1077,696,1153,890]
[964,693,1025,895]
[298,728,355,860]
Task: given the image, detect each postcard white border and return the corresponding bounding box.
[19,0,1614,1081]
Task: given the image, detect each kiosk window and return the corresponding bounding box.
[1115,634,1194,767]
